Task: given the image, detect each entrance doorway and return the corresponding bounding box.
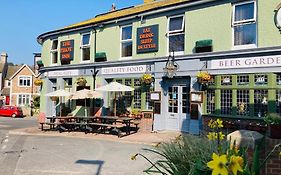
[167,84,190,132]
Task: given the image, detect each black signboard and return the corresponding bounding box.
[137,25,159,54]
[60,40,74,61]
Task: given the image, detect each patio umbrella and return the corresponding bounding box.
[95,82,134,116]
[70,89,102,117]
[45,89,73,117]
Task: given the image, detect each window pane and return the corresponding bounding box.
[82,48,90,61]
[169,16,183,31]
[276,90,281,115]
[122,42,132,57]
[133,90,141,109]
[207,90,215,113]
[82,34,90,45]
[254,90,268,117]
[51,40,58,50]
[27,79,30,86]
[52,52,58,64]
[235,2,254,21]
[234,23,256,45]
[221,90,232,115]
[122,26,132,40]
[237,75,249,85]
[237,90,249,116]
[169,34,184,52]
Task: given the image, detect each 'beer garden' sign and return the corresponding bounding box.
[60,40,74,61]
[137,25,159,53]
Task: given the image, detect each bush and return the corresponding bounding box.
[264,113,281,125]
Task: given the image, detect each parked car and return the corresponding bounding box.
[0,106,23,118]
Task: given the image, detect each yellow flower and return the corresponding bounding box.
[131,154,138,160]
[279,152,281,157]
[207,153,228,175]
[208,119,215,129]
[229,156,244,175]
[218,132,225,140]
[216,119,224,128]
[207,132,217,140]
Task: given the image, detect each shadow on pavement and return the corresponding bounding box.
[75,159,104,175]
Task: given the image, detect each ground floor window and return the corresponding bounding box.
[18,94,30,106]
[206,73,281,118]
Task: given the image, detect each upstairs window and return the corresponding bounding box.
[168,15,185,54]
[81,33,91,61]
[51,39,58,64]
[19,76,31,87]
[121,25,132,58]
[233,1,256,48]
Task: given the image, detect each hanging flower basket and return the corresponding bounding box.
[34,79,43,86]
[140,74,154,86]
[75,77,87,86]
[196,71,212,84]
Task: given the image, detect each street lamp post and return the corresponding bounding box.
[163,51,179,78]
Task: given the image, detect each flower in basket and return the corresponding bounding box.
[141,74,154,85]
[197,71,211,83]
[34,79,43,86]
[75,77,87,86]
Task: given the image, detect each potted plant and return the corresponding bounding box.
[75,77,87,86]
[140,74,154,86]
[264,113,281,139]
[196,71,212,84]
[34,79,43,86]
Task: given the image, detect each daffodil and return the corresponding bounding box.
[208,119,215,129]
[229,156,244,175]
[216,119,224,128]
[218,132,225,140]
[207,132,217,140]
[279,152,281,157]
[207,153,228,175]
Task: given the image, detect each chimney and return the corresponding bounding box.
[0,52,8,63]
[111,3,116,11]
[144,0,155,4]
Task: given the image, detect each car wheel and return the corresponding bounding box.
[11,114,16,118]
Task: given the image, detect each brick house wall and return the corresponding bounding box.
[10,65,39,116]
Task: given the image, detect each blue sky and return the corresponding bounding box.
[0,0,143,65]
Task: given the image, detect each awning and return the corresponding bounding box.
[36,60,44,66]
[95,52,107,62]
[195,39,212,48]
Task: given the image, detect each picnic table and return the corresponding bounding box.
[41,116,136,137]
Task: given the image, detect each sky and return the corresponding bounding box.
[0,0,143,65]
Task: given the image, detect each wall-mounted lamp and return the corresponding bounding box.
[163,51,179,78]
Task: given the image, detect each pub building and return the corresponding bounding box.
[37,0,281,134]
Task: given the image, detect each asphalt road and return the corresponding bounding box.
[0,117,157,175]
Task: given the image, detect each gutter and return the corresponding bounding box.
[37,0,216,44]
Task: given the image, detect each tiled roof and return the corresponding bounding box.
[65,0,190,29]
[2,87,10,96]
[5,65,23,80]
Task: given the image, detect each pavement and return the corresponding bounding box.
[9,125,181,146]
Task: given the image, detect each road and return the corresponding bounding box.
[0,117,157,175]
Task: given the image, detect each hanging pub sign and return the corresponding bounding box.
[136,24,159,53]
[60,40,74,61]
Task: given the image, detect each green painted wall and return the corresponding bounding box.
[258,0,281,47]
[40,1,281,66]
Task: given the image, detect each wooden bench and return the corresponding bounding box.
[87,123,123,137]
[39,122,56,131]
[132,120,141,129]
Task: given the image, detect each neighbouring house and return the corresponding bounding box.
[0,52,9,105]
[5,64,40,116]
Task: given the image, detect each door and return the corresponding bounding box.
[167,85,190,132]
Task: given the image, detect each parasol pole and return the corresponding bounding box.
[114,92,117,116]
[85,99,87,117]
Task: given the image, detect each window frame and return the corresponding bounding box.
[167,14,185,55]
[50,39,58,65]
[232,1,257,49]
[80,33,91,62]
[18,76,32,87]
[120,25,133,59]
[17,94,31,106]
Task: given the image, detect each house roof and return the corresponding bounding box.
[65,0,191,29]
[1,87,10,96]
[8,64,37,80]
[5,65,23,80]
[38,0,211,44]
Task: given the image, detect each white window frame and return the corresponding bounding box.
[18,76,32,87]
[50,39,58,65]
[232,1,257,50]
[80,33,91,62]
[167,14,185,56]
[17,94,31,106]
[120,25,133,60]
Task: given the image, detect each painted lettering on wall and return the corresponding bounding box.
[101,65,147,75]
[137,25,159,53]
[211,55,281,69]
[60,40,74,61]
